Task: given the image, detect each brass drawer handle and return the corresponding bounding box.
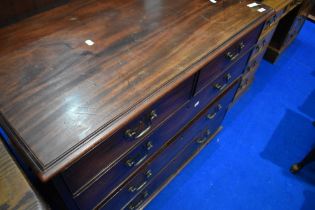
[226,42,245,61]
[125,110,157,140]
[196,129,212,144]
[213,83,227,91]
[255,45,262,52]
[247,61,257,72]
[129,170,153,193]
[128,191,149,210]
[213,73,232,91]
[196,137,207,144]
[207,104,222,120]
[126,141,153,167]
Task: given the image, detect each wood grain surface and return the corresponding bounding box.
[0,0,271,181]
[0,139,46,210]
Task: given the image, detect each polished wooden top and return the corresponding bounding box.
[0,0,271,181]
[0,138,46,210]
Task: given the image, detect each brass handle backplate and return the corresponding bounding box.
[207,104,222,120]
[128,170,153,193]
[196,129,212,144]
[128,191,149,210]
[125,110,157,140]
[125,141,153,167]
[213,73,232,91]
[226,42,245,61]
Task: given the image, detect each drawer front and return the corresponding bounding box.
[237,49,266,96]
[246,49,266,75]
[194,52,249,105]
[100,80,241,210]
[284,16,305,46]
[251,27,276,58]
[195,24,263,93]
[63,77,194,195]
[290,16,305,36]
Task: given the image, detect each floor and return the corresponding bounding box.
[147,20,315,210]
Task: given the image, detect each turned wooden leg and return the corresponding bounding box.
[291,147,315,174]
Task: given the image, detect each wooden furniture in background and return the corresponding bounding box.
[235,0,314,98]
[264,0,314,63]
[0,138,47,210]
[0,0,69,27]
[0,0,273,209]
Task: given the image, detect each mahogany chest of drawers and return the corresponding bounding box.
[0,0,273,209]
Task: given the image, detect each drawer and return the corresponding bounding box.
[291,16,305,33]
[246,50,266,75]
[237,77,251,95]
[195,24,263,93]
[284,17,305,46]
[100,80,241,210]
[62,77,194,195]
[194,51,250,105]
[251,27,276,58]
[72,77,240,210]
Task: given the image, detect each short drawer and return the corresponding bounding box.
[284,17,304,46]
[240,51,266,94]
[62,77,194,195]
[246,49,266,75]
[100,80,241,210]
[195,24,263,93]
[251,27,276,58]
[194,51,250,106]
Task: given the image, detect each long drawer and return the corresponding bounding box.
[62,77,194,195]
[195,24,263,93]
[99,80,241,210]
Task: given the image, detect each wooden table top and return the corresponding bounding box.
[0,0,271,181]
[0,138,46,209]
